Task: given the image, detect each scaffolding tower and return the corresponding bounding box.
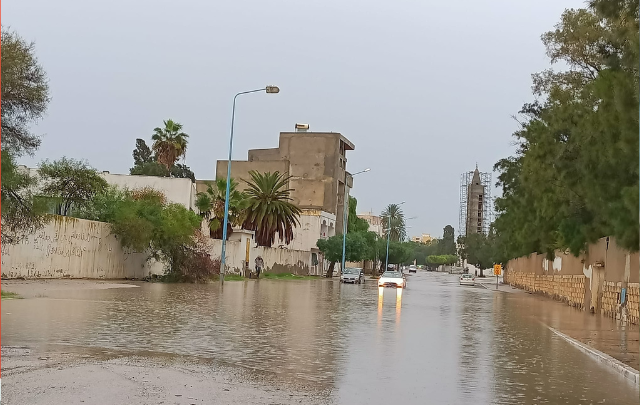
[459,170,492,237]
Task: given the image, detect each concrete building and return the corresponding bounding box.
[358,212,384,237]
[411,234,433,244]
[213,131,355,252]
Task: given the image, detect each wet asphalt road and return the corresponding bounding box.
[2,272,638,404]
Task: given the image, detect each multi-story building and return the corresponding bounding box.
[357,212,384,237]
[209,130,356,252]
[411,234,433,244]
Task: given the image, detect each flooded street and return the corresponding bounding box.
[2,272,638,404]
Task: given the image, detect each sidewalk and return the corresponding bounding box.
[480,277,639,375]
[476,277,524,293]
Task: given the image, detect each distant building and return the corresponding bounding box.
[411,234,433,244]
[358,212,384,237]
[209,130,356,252]
[459,165,492,236]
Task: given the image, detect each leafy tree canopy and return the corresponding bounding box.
[1,29,50,244]
[38,157,109,217]
[130,138,195,182]
[347,196,369,233]
[1,150,48,244]
[493,2,638,260]
[1,29,49,156]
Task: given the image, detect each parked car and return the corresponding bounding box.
[378,271,406,288]
[341,268,364,284]
[459,274,475,286]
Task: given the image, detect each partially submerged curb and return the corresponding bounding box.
[548,326,639,384]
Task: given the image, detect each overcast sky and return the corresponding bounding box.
[6,0,586,238]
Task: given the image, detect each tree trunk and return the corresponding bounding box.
[325,261,335,278]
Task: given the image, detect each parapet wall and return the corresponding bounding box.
[504,237,639,324]
[1,216,311,279]
[1,216,161,279]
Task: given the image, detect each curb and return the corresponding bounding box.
[477,282,509,292]
[548,326,639,384]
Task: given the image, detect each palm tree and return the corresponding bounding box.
[151,119,189,169]
[381,203,406,242]
[195,178,248,240]
[242,171,302,247]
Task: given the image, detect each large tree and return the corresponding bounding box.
[439,225,456,255]
[242,171,302,247]
[130,138,195,182]
[195,178,248,240]
[1,29,50,244]
[381,203,406,242]
[1,29,49,156]
[317,231,369,277]
[493,2,638,260]
[38,157,109,216]
[151,120,189,169]
[82,187,204,278]
[458,233,495,271]
[347,196,369,233]
[1,151,48,244]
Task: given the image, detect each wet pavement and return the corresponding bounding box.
[2,272,639,404]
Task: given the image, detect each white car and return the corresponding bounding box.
[341,267,364,284]
[378,271,406,288]
[459,274,476,286]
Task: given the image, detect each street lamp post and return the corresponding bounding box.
[385,201,405,272]
[220,85,279,285]
[340,168,370,275]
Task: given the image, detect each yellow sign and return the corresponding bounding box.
[493,264,502,276]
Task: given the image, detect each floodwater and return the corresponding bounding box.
[2,272,639,404]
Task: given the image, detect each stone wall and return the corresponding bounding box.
[627,284,639,325]
[1,216,161,279]
[504,236,639,324]
[601,282,640,325]
[505,273,586,309]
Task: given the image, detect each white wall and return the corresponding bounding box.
[19,166,197,210]
[205,239,311,275]
[1,216,162,279]
[283,210,335,252]
[102,172,196,209]
[1,217,312,279]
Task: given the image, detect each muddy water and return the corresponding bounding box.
[2,273,638,404]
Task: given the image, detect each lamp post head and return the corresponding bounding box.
[363,168,371,172]
[265,85,280,94]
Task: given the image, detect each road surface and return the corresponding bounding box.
[2,273,638,404]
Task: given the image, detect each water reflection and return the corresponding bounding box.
[395,287,403,326]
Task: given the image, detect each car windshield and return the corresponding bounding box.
[462,274,473,278]
[343,268,359,274]
[382,271,402,278]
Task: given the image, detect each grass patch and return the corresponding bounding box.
[261,272,317,280]
[209,274,245,281]
[1,290,21,299]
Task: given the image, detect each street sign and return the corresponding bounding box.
[493,264,502,276]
